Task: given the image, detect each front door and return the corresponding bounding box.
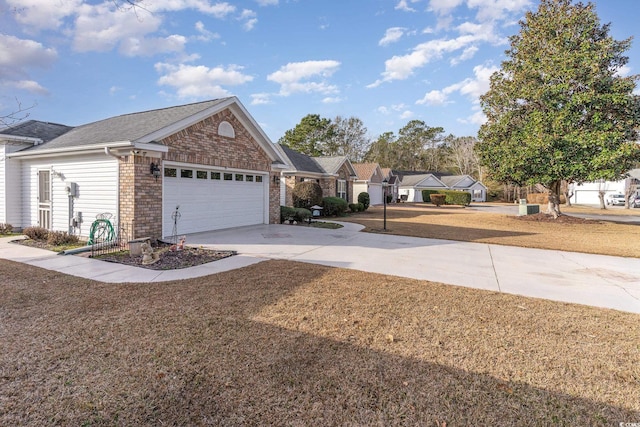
[38,170,51,229]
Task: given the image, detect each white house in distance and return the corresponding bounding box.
[394,171,487,203]
[352,163,385,205]
[569,169,640,204]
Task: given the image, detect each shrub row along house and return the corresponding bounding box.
[0,98,487,241]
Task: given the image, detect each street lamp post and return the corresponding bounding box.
[382,178,388,231]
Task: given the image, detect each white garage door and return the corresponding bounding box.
[163,165,267,237]
[368,183,383,205]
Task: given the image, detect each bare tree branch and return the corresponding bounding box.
[0,98,36,128]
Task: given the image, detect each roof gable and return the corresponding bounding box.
[352,163,383,181]
[279,145,325,174]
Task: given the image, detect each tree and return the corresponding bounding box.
[476,0,640,218]
[363,131,396,168]
[395,120,445,171]
[1,97,35,128]
[324,116,370,161]
[278,114,334,156]
[443,135,481,178]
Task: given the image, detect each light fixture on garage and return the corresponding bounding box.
[150,162,161,182]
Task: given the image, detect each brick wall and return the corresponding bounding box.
[119,155,162,240]
[126,108,278,240]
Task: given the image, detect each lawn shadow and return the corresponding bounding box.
[2,259,637,426]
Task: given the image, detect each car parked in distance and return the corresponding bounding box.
[605,194,627,206]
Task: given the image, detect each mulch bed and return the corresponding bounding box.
[97,246,236,270]
[11,238,236,270]
[512,212,598,224]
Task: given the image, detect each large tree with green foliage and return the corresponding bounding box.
[278,114,334,157]
[477,0,640,217]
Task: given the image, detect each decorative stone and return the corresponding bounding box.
[140,242,161,265]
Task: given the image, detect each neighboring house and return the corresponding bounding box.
[394,170,487,203]
[352,163,385,205]
[569,169,640,204]
[381,168,400,203]
[277,145,356,206]
[0,120,74,228]
[0,97,288,240]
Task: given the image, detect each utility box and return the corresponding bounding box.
[66,182,78,197]
[518,203,540,216]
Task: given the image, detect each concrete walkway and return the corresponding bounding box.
[1,222,639,314]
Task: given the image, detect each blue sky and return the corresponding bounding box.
[1,0,639,143]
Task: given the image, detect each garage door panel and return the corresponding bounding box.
[163,169,266,236]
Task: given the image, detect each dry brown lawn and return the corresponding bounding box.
[339,203,640,258]
[1,257,639,426]
[2,204,640,425]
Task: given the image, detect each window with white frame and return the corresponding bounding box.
[337,179,347,200]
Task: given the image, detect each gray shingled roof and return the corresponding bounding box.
[314,156,350,175]
[439,175,467,187]
[25,98,230,152]
[0,120,73,142]
[398,174,434,187]
[278,145,325,174]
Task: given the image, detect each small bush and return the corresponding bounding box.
[357,192,370,210]
[322,197,348,216]
[422,190,439,204]
[292,181,323,209]
[280,206,296,223]
[357,203,365,212]
[430,194,446,207]
[23,226,49,241]
[293,208,311,222]
[47,231,80,246]
[0,223,13,235]
[348,203,360,213]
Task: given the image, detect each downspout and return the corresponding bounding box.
[104,147,122,236]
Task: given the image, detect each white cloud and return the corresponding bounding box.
[8,80,49,95]
[400,110,414,119]
[239,9,258,31]
[149,0,236,18]
[256,0,278,5]
[615,64,631,77]
[267,60,341,96]
[194,21,220,42]
[428,0,464,14]
[450,45,478,65]
[251,93,272,105]
[467,0,531,23]
[322,97,342,104]
[416,63,498,106]
[395,0,420,12]
[379,27,407,46]
[120,34,187,57]
[155,62,253,98]
[0,34,57,94]
[417,90,449,105]
[5,0,82,31]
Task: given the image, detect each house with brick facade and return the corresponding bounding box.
[277,145,356,207]
[0,97,288,240]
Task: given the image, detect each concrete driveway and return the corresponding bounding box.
[1,222,639,314]
[185,222,640,314]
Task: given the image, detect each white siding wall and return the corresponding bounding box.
[21,154,118,238]
[1,143,31,226]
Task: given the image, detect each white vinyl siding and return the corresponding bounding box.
[163,163,268,237]
[0,142,30,225]
[21,154,118,237]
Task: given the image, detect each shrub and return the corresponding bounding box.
[442,190,471,206]
[294,208,311,222]
[280,206,296,223]
[322,197,348,216]
[0,223,13,235]
[357,202,365,212]
[422,190,439,204]
[357,192,370,210]
[348,203,360,213]
[47,231,80,246]
[292,181,323,209]
[23,226,49,241]
[430,194,446,207]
